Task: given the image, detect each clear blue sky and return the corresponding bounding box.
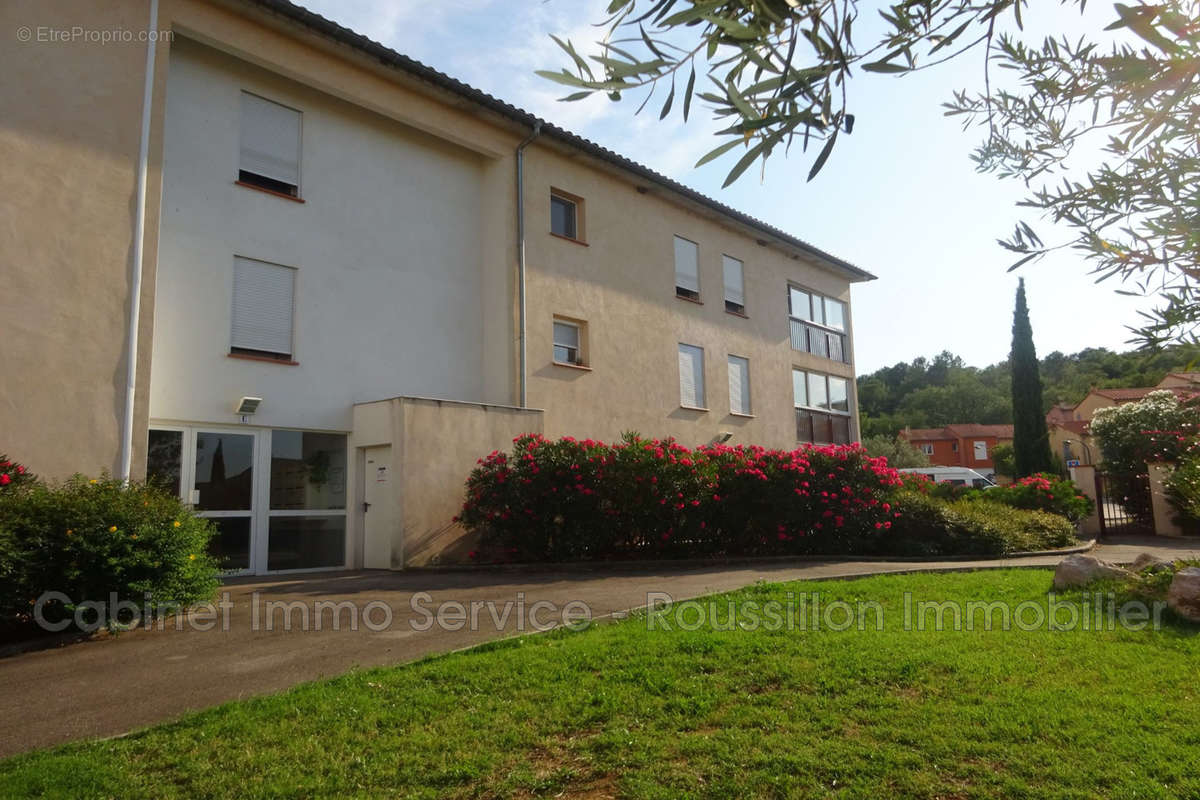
[300,0,1152,374]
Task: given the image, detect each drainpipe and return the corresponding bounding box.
[515,121,542,408]
[118,0,159,481]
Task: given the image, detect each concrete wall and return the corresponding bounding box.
[1069,464,1102,537]
[1148,462,1186,537]
[352,397,543,567]
[521,144,861,450]
[0,0,166,479]
[151,37,502,431]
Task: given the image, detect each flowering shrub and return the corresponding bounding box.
[1091,390,1200,520]
[897,471,1091,522]
[0,476,220,633]
[0,455,34,490]
[457,434,903,561]
[981,473,1094,523]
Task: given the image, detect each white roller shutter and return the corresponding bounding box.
[674,236,699,293]
[232,256,295,356]
[728,355,750,415]
[240,92,301,187]
[723,255,744,307]
[678,344,705,408]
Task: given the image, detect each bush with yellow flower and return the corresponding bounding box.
[0,474,220,634]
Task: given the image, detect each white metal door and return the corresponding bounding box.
[362,445,394,569]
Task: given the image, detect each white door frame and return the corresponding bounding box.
[149,422,351,576]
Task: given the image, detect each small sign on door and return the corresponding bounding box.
[375,465,389,483]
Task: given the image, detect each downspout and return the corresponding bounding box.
[119,0,159,481]
[515,121,542,408]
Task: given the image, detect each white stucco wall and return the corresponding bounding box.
[150,37,495,431]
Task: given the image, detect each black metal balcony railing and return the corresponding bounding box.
[790,318,847,363]
[796,408,852,445]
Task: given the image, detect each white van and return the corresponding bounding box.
[896,467,997,489]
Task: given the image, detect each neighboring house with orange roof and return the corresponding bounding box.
[899,424,1014,480]
[1072,384,1200,423]
[1157,372,1200,389]
[1055,373,1200,468]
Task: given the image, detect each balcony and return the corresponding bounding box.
[790,318,847,363]
[796,408,852,445]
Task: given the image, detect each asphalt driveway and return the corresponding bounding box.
[1,536,1196,759]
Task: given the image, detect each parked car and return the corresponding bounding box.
[896,467,997,489]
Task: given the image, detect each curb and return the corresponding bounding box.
[401,539,1098,575]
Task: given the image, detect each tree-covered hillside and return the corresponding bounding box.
[858,347,1200,438]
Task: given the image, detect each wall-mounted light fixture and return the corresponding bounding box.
[709,431,734,445]
[235,396,262,423]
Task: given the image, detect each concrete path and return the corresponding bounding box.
[1,536,1197,759]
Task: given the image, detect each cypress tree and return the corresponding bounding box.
[1010,278,1055,477]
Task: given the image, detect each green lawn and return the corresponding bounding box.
[3,569,1198,799]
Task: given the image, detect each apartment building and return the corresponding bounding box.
[2,0,873,572]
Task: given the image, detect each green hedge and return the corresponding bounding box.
[0,476,220,633]
[883,492,1078,557]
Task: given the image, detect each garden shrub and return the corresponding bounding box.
[980,473,1094,522]
[948,500,1077,553]
[0,475,220,633]
[1090,390,1200,520]
[457,434,903,562]
[1164,457,1200,533]
[0,455,34,490]
[458,434,1079,562]
[897,470,1092,522]
[881,493,1076,556]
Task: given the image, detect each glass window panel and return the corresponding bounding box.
[208,516,251,572]
[268,515,346,571]
[792,369,807,407]
[147,429,183,497]
[194,432,254,510]
[824,298,846,331]
[270,431,347,510]
[553,321,581,364]
[808,373,829,410]
[811,294,825,325]
[788,287,812,320]
[829,377,850,413]
[550,195,576,239]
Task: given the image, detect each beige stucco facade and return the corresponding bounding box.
[1,0,167,480]
[352,397,543,567]
[523,145,859,449]
[4,0,871,569]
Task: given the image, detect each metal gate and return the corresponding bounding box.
[1094,472,1153,538]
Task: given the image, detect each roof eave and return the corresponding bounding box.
[236,0,876,283]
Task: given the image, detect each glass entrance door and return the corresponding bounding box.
[192,431,257,574]
[148,425,347,576]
